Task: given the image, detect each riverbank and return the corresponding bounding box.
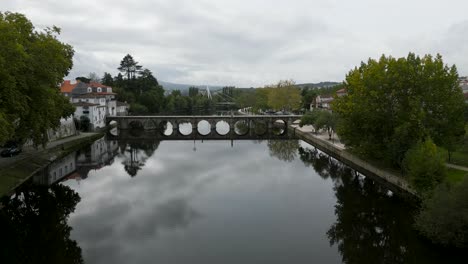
[292,125,418,198]
[0,132,104,197]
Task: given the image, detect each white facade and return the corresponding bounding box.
[107,100,117,116]
[73,103,107,130]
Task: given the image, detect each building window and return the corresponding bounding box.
[97,88,102,92]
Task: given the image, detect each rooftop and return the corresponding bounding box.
[60,80,77,93]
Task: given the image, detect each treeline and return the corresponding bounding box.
[234,80,345,113]
[233,80,303,113]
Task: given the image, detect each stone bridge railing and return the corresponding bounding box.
[106,115,302,139]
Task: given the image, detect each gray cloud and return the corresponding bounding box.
[4,0,468,86]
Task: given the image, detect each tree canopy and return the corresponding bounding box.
[333,53,465,166]
[266,80,302,111]
[0,12,75,146]
[118,54,142,80]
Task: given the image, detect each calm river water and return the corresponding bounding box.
[0,136,465,263]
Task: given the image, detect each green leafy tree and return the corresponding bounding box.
[403,139,446,194]
[0,12,75,146]
[130,103,148,115]
[301,88,317,109]
[464,104,468,123]
[189,87,199,97]
[333,53,465,166]
[266,80,302,111]
[139,88,164,113]
[254,88,270,111]
[415,177,468,248]
[101,72,114,86]
[300,110,337,139]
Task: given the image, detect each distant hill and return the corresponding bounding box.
[159,81,223,92]
[159,80,342,92]
[295,82,341,89]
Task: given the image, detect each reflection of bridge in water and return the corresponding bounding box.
[106,115,302,140]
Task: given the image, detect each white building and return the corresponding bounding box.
[73,102,107,130]
[61,79,122,130]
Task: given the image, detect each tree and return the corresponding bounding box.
[0,12,75,146]
[403,139,446,194]
[333,53,465,166]
[101,72,114,86]
[129,103,148,115]
[266,80,302,111]
[189,87,199,97]
[415,177,468,248]
[301,88,317,110]
[300,110,337,139]
[139,88,164,113]
[465,104,468,123]
[87,72,100,82]
[118,54,142,80]
[254,88,271,111]
[75,76,90,83]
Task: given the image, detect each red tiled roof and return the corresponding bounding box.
[60,80,77,93]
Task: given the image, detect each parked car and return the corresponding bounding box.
[1,142,22,157]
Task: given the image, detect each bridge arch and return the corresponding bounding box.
[215,120,230,136]
[197,120,211,136]
[234,120,249,136]
[272,119,287,136]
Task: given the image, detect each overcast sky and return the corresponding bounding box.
[3,0,468,87]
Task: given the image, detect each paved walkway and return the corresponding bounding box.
[293,125,468,172]
[446,163,468,172]
[293,125,345,150]
[0,133,99,169]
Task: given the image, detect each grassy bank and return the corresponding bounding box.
[448,124,468,166]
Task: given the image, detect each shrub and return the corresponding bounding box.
[403,139,446,194]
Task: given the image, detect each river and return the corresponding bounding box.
[0,135,465,263]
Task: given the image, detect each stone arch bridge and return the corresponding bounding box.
[106,115,302,140]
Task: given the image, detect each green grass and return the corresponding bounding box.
[446,168,468,184]
[446,124,468,167]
